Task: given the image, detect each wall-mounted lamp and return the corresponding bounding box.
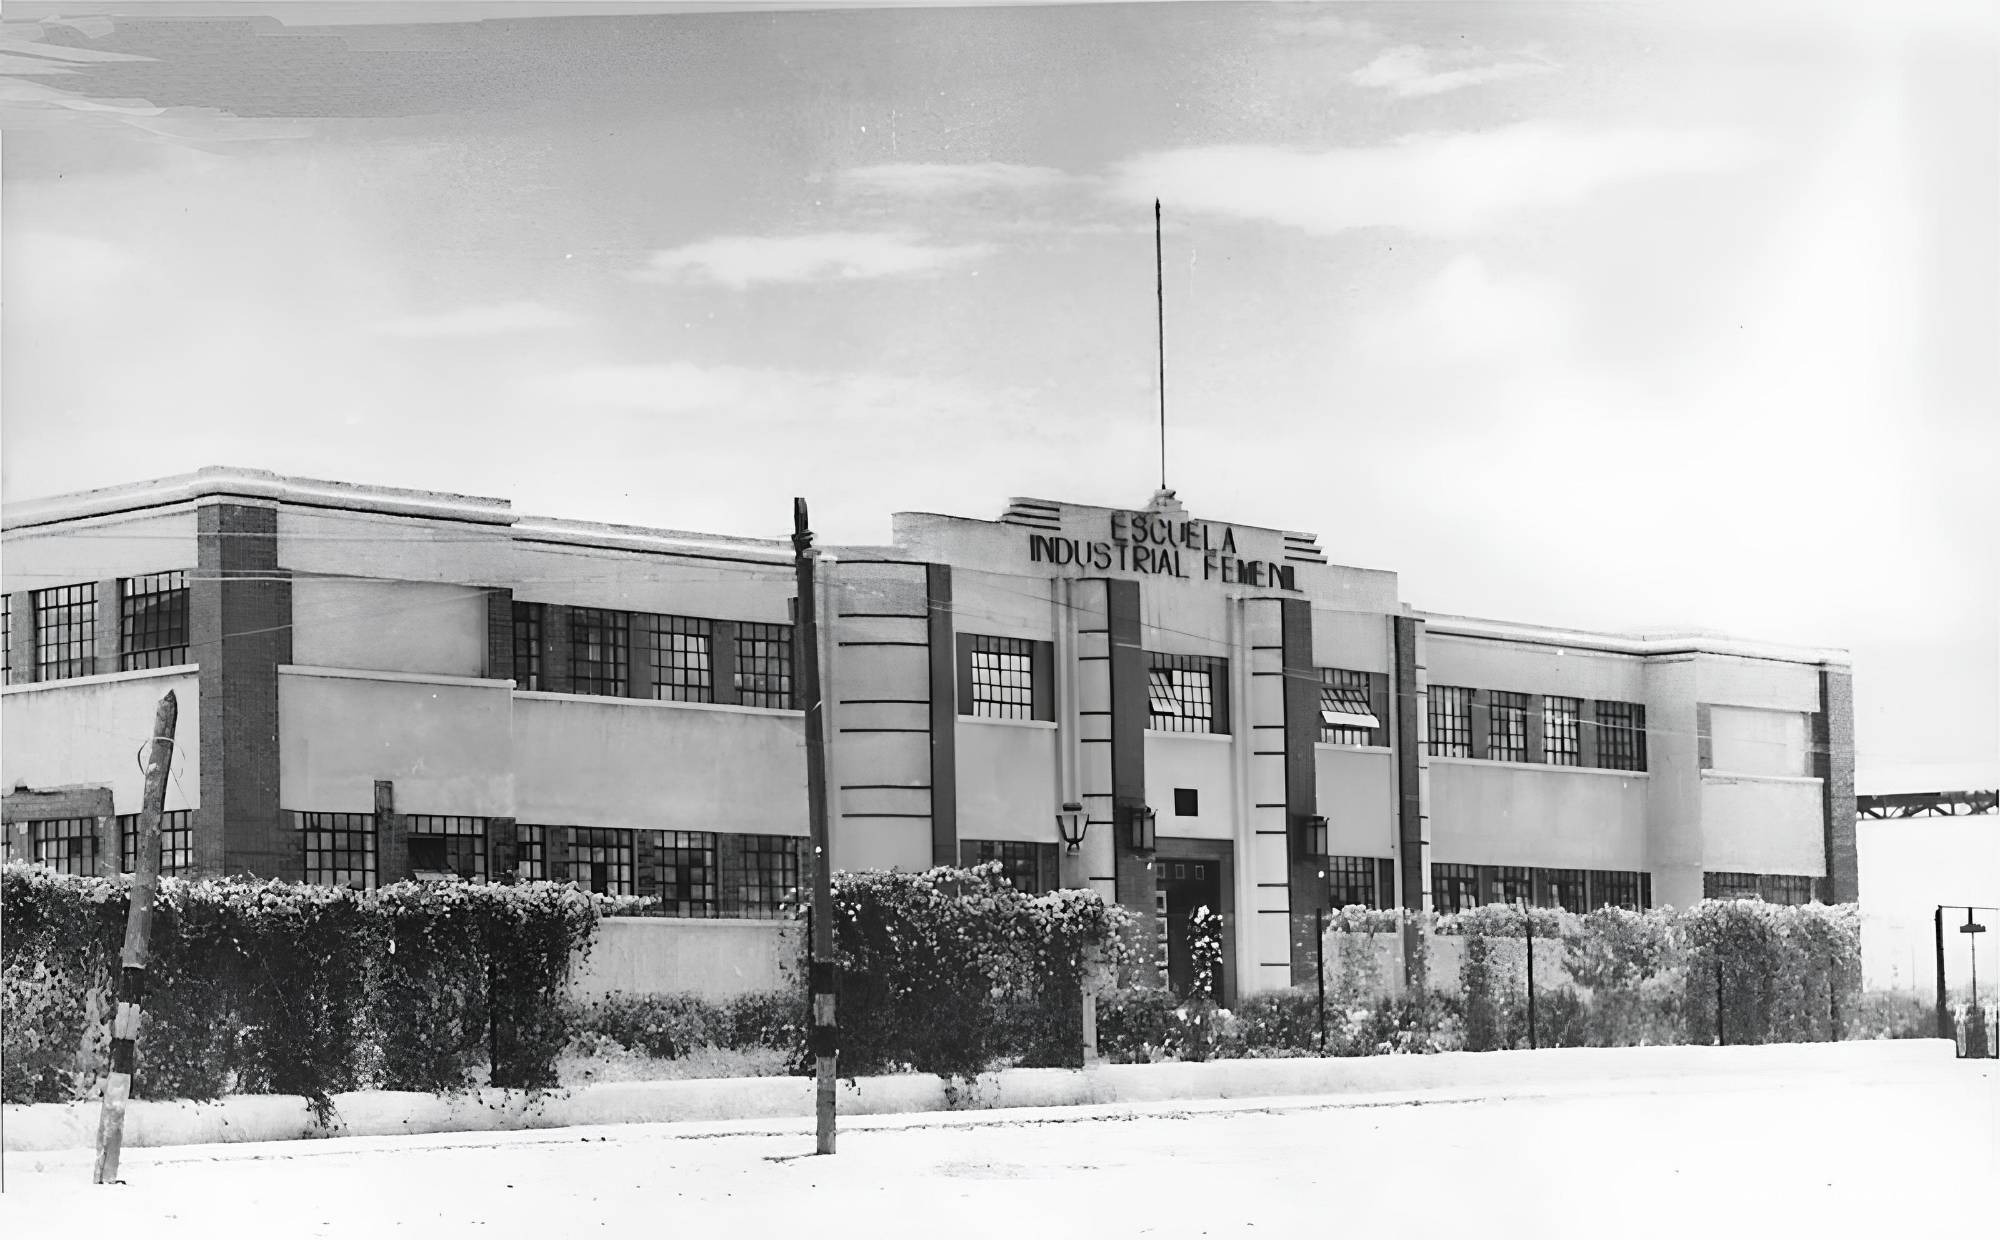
[1300,814,1329,860]
[1055,802,1087,854]
[1127,804,1157,853]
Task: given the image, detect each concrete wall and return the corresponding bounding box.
[1310,608,1392,673]
[1425,634,1646,700]
[1644,657,1704,908]
[951,568,1056,642]
[569,917,800,1003]
[291,578,489,678]
[1698,774,1827,876]
[280,508,515,586]
[1708,705,1812,777]
[1147,733,1235,841]
[2,508,197,588]
[1697,654,1822,713]
[514,694,806,833]
[0,669,201,815]
[1429,760,1650,870]
[1315,745,1398,856]
[279,668,512,815]
[956,718,1060,842]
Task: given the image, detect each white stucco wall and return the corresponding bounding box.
[1425,634,1646,701]
[1697,654,1822,713]
[1708,705,1812,777]
[1429,759,1650,871]
[1,508,197,591]
[1311,608,1392,674]
[570,918,800,1002]
[1315,745,1397,857]
[290,578,488,678]
[1147,733,1235,841]
[1698,773,1826,876]
[0,669,201,814]
[279,668,514,815]
[955,718,1059,842]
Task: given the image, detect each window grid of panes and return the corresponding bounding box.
[727,834,802,919]
[971,839,1043,893]
[1427,686,1473,757]
[1147,654,1218,734]
[120,571,190,670]
[734,622,795,709]
[405,815,488,880]
[1318,668,1375,745]
[515,825,546,881]
[299,812,377,889]
[511,602,543,691]
[119,810,194,876]
[568,827,635,896]
[1432,862,1480,914]
[659,830,718,917]
[652,615,713,703]
[1595,700,1647,771]
[1542,696,1582,766]
[570,608,629,697]
[1487,690,1529,762]
[1704,872,1763,900]
[31,818,99,876]
[1542,868,1588,911]
[1490,866,1534,907]
[1761,874,1817,906]
[34,583,96,681]
[1590,870,1644,912]
[969,635,1036,720]
[1326,855,1379,909]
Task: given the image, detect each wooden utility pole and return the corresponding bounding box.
[94,690,179,1185]
[793,498,837,1155]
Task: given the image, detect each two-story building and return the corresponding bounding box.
[1,468,1855,1004]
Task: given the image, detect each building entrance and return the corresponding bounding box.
[1157,855,1225,1002]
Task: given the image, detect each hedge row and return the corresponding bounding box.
[1,862,602,1114]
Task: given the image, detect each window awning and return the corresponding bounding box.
[1319,684,1378,730]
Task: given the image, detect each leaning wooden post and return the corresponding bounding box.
[794,498,837,1155]
[94,690,179,1185]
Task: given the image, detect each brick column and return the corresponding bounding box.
[1392,615,1430,990]
[542,606,573,694]
[1578,700,1601,768]
[376,780,408,885]
[1817,668,1858,903]
[925,564,958,867]
[483,588,514,682]
[94,578,122,675]
[1279,598,1322,987]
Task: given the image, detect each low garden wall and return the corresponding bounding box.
[570,918,799,1002]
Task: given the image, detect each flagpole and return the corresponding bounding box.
[1155,198,1167,492]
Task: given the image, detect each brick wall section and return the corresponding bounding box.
[375,780,408,885]
[1281,598,1324,987]
[483,588,514,682]
[1392,615,1429,991]
[194,502,293,880]
[541,605,573,694]
[925,564,959,866]
[1818,668,1858,902]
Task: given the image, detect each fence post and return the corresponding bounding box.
[1935,906,1950,1042]
[1315,908,1327,1055]
[1524,908,1537,1051]
[1715,957,1726,1047]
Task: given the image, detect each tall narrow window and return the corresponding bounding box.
[511,601,543,691]
[652,615,713,702]
[1427,686,1473,757]
[121,571,190,670]
[33,583,96,681]
[1318,669,1379,745]
[1596,701,1647,771]
[515,825,546,881]
[726,834,803,918]
[1326,855,1381,909]
[30,818,99,876]
[119,810,194,876]
[568,827,634,895]
[733,622,795,709]
[570,608,629,697]
[968,635,1036,720]
[1543,696,1582,766]
[406,815,488,880]
[1147,653,1223,734]
[299,812,377,889]
[658,830,719,916]
[1432,862,1479,914]
[1487,691,1529,763]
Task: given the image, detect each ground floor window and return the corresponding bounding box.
[725,833,803,918]
[658,829,719,916]
[406,815,488,880]
[515,824,546,881]
[119,809,194,876]
[29,818,99,876]
[1704,871,1819,905]
[568,827,635,896]
[963,839,1056,894]
[1432,862,1480,914]
[1540,868,1588,912]
[298,812,377,889]
[1325,854,1387,909]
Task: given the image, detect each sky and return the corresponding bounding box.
[1,0,1994,793]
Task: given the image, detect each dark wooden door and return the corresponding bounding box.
[1157,858,1224,1001]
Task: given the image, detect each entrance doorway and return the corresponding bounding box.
[1157,852,1226,1003]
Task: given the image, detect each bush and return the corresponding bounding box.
[1095,987,1184,1063]
[574,992,729,1059]
[1221,987,1322,1057]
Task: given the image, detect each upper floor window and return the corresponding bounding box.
[1487,691,1529,763]
[298,812,377,890]
[511,602,543,691]
[30,818,99,876]
[1148,653,1225,734]
[34,583,96,681]
[120,572,189,670]
[406,815,488,880]
[1318,669,1379,746]
[733,622,795,709]
[968,634,1036,720]
[652,615,713,703]
[1595,700,1647,771]
[1542,696,1582,766]
[119,810,194,876]
[1427,686,1472,758]
[570,608,629,697]
[568,826,635,896]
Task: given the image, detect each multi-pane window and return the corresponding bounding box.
[511,602,543,691]
[1488,691,1529,763]
[118,810,194,876]
[1491,866,1534,908]
[734,622,795,709]
[651,615,713,703]
[1427,686,1473,757]
[33,583,96,681]
[1542,696,1582,767]
[1432,862,1480,914]
[1596,701,1647,771]
[1318,669,1378,745]
[30,818,99,876]
[1704,872,1762,901]
[726,834,803,919]
[1762,874,1817,906]
[968,635,1036,720]
[1148,653,1221,734]
[1541,868,1588,911]
[120,572,190,670]
[658,830,719,916]
[406,815,488,880]
[568,827,635,896]
[515,825,546,881]
[1326,855,1380,909]
[1590,870,1644,912]
[299,812,377,889]
[969,839,1045,894]
[571,608,629,697]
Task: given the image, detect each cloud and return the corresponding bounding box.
[378,300,579,339]
[838,162,1070,198]
[632,231,990,288]
[1110,123,1761,237]
[1351,45,1555,98]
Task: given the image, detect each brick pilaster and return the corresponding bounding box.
[483,587,514,682]
[6,592,33,685]
[94,578,122,675]
[376,780,408,885]
[1818,669,1858,903]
